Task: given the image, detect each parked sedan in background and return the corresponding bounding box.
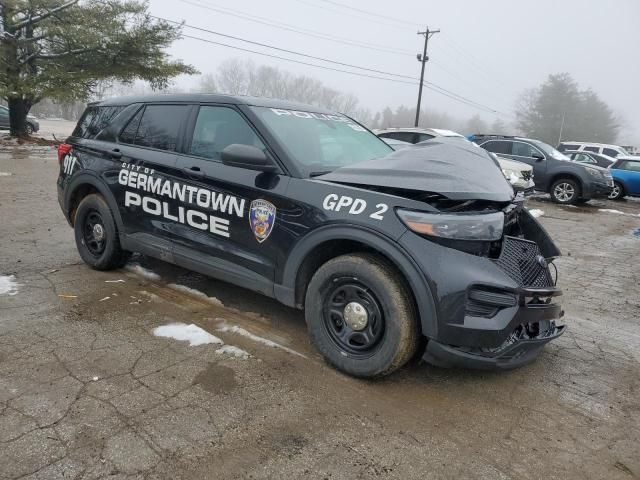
[564,150,616,168]
[608,158,640,200]
[0,105,40,134]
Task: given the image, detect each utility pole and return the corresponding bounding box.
[414,26,440,127]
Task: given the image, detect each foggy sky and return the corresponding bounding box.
[150,0,640,144]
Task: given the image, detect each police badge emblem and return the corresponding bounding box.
[249,199,276,243]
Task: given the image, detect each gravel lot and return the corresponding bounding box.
[1,135,639,479]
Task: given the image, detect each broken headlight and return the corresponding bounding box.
[397,209,504,241]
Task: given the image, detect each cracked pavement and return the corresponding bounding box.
[1,146,639,479]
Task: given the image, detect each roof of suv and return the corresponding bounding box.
[376,127,464,137]
[93,94,337,114]
[559,141,622,149]
[472,134,536,143]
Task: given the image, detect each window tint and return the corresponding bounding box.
[481,140,512,155]
[575,153,595,164]
[512,141,538,157]
[73,106,124,139]
[618,161,640,172]
[119,108,143,145]
[602,148,619,157]
[189,106,264,161]
[416,133,435,143]
[584,146,599,153]
[130,105,190,151]
[380,132,415,143]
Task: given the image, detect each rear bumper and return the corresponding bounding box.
[423,324,565,370]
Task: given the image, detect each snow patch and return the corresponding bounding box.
[599,209,626,215]
[0,172,12,176]
[528,209,545,218]
[0,275,20,296]
[153,322,223,346]
[125,263,161,281]
[168,283,223,307]
[216,345,250,358]
[217,323,307,358]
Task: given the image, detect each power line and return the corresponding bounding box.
[176,31,498,114]
[178,0,511,112]
[312,0,419,27]
[160,15,501,113]
[294,0,409,31]
[180,0,414,56]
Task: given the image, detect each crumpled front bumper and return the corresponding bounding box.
[422,286,565,370]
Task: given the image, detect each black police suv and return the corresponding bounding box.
[472,135,613,204]
[57,95,565,377]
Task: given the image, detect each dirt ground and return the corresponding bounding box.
[1,139,639,479]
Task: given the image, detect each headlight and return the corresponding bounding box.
[397,209,504,241]
[586,167,602,178]
[501,168,521,184]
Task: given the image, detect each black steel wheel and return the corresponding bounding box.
[305,253,419,378]
[74,194,129,270]
[82,210,107,257]
[323,280,385,358]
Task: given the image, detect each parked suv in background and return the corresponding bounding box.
[557,142,639,159]
[375,127,463,144]
[0,105,40,134]
[608,158,640,200]
[472,135,614,204]
[563,150,615,168]
[56,94,565,375]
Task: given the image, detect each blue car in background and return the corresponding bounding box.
[609,158,640,200]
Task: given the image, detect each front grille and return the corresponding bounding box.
[521,171,532,181]
[492,236,553,287]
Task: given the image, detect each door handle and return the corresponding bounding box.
[110,148,122,160]
[183,165,205,179]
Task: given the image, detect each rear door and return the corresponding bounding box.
[110,104,192,252]
[171,104,292,292]
[616,160,640,194]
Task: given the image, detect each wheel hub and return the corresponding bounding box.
[343,302,368,331]
[92,223,105,241]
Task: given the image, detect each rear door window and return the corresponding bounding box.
[584,146,599,153]
[415,133,435,143]
[481,140,512,155]
[121,105,190,151]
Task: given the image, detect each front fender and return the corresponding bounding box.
[274,224,439,338]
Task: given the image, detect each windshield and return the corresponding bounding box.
[531,139,571,161]
[250,106,392,176]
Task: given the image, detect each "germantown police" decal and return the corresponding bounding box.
[249,199,276,243]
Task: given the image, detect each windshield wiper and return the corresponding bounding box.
[309,170,334,177]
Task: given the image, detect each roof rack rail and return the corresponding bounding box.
[471,134,516,139]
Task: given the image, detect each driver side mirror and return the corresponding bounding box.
[531,152,545,161]
[221,144,277,172]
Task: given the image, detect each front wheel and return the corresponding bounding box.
[304,253,419,378]
[608,182,625,200]
[550,178,580,204]
[74,194,129,270]
[24,123,34,135]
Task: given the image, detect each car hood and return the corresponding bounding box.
[317,137,515,202]
[495,156,532,172]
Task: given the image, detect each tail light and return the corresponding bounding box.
[57,143,72,164]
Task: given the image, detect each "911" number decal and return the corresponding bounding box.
[322,194,388,220]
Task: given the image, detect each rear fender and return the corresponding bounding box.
[64,172,124,231]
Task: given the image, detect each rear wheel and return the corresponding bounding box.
[550,178,580,204]
[608,182,625,201]
[25,123,33,135]
[304,253,419,378]
[74,194,129,270]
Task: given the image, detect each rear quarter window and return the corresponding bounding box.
[602,148,619,157]
[123,104,190,151]
[72,106,125,139]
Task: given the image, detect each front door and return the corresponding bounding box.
[172,104,294,291]
[510,140,548,182]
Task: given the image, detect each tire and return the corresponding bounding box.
[304,253,419,378]
[550,178,580,204]
[25,123,33,135]
[74,194,129,270]
[608,182,625,201]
